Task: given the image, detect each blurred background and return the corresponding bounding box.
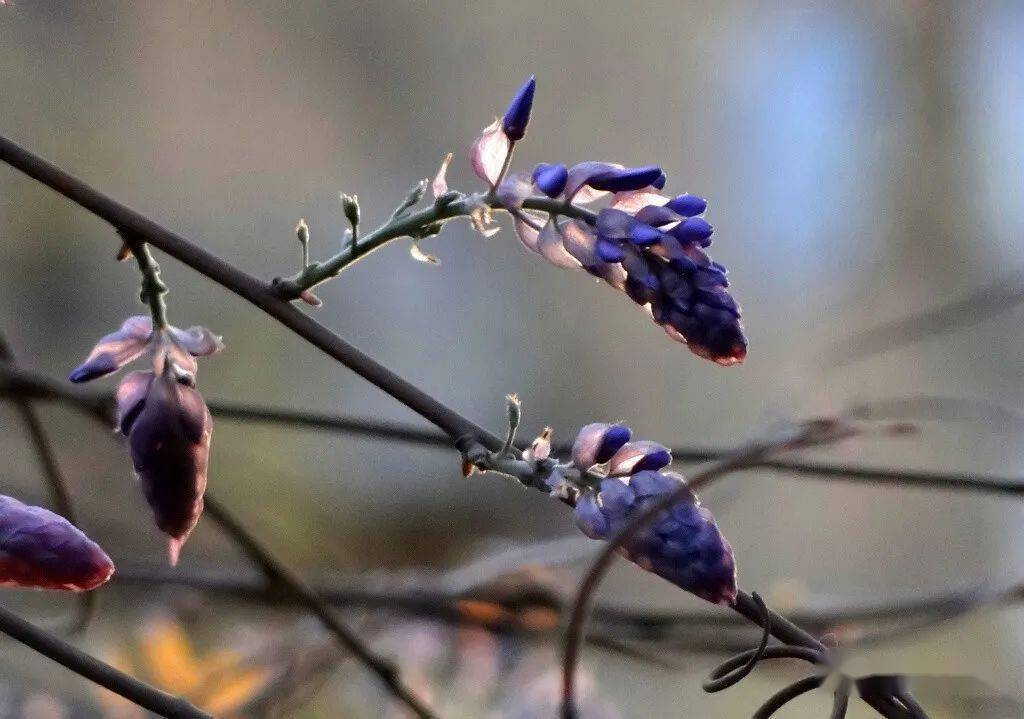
[2,1,1024,716]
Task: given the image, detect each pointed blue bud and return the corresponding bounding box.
[586,165,664,192]
[628,223,662,247]
[666,194,707,217]
[595,237,626,263]
[671,216,714,246]
[502,76,536,141]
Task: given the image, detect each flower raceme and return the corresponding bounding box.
[0,494,114,591]
[563,423,737,605]
[470,77,746,365]
[70,316,221,565]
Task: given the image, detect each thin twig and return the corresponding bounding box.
[0,603,212,719]
[824,269,1024,367]
[202,497,436,718]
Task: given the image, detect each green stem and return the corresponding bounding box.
[272,194,596,299]
[124,237,169,329]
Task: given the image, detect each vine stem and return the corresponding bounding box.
[0,603,212,719]
[273,193,594,298]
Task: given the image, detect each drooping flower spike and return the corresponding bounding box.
[117,355,212,565]
[565,423,736,606]
[70,316,221,564]
[469,78,746,365]
[0,494,114,591]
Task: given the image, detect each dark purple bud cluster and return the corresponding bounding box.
[0,494,114,591]
[70,316,221,564]
[566,423,737,605]
[472,77,747,365]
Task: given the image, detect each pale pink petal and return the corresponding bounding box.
[432,152,454,198]
[562,221,627,290]
[513,212,544,253]
[495,171,534,209]
[470,119,511,188]
[69,316,154,383]
[564,162,622,202]
[610,191,669,214]
[538,220,582,270]
[115,370,155,435]
[608,440,672,476]
[169,325,223,357]
[152,334,198,377]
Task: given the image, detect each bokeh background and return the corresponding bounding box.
[2,1,1024,716]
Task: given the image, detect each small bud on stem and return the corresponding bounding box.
[296,218,311,269]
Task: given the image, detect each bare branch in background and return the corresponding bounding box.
[824,269,1024,367]
[4,361,1023,498]
[0,603,212,719]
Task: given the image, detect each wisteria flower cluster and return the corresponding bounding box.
[473,403,737,607]
[70,315,222,565]
[0,494,113,591]
[470,77,747,365]
[564,422,737,605]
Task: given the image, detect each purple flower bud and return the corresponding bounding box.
[652,171,667,190]
[572,423,632,469]
[570,472,736,605]
[532,162,568,198]
[586,166,664,193]
[628,223,662,247]
[666,194,708,217]
[671,217,714,247]
[0,495,114,591]
[70,317,223,383]
[122,359,212,565]
[608,440,672,475]
[634,205,680,228]
[501,75,536,141]
[69,316,152,383]
[595,237,626,263]
[595,208,635,240]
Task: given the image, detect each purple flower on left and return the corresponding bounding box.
[70,316,223,565]
[0,494,114,591]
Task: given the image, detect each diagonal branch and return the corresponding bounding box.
[0,133,504,453]
[823,269,1024,367]
[0,603,212,719]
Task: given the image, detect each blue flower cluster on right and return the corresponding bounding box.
[476,77,747,365]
